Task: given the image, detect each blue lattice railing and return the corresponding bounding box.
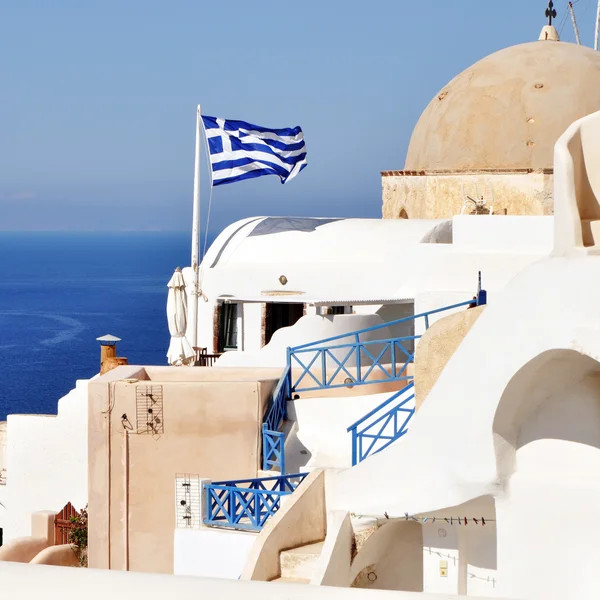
[347,381,416,465]
[262,364,291,473]
[204,472,308,531]
[288,298,481,393]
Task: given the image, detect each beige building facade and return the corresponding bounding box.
[88,365,281,574]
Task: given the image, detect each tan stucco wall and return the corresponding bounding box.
[88,365,278,575]
[30,544,80,567]
[242,469,326,582]
[415,306,485,411]
[382,171,553,220]
[0,537,49,563]
[349,520,423,591]
[0,510,57,563]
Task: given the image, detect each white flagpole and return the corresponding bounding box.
[595,0,600,51]
[189,104,202,349]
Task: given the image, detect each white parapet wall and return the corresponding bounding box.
[4,379,89,541]
[0,561,517,600]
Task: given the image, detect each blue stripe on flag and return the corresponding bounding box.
[212,156,291,179]
[213,168,280,186]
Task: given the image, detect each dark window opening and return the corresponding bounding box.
[265,303,304,345]
[218,303,239,352]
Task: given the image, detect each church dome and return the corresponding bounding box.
[405,34,600,172]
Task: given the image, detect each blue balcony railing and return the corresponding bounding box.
[288,299,479,394]
[204,472,308,531]
[262,364,292,473]
[347,381,415,465]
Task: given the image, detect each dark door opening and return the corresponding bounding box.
[265,303,304,345]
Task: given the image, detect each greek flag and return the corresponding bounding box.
[202,116,307,187]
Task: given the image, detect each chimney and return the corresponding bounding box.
[96,334,129,375]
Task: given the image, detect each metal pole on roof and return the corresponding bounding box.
[569,2,581,45]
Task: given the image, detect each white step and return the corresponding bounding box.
[279,541,324,580]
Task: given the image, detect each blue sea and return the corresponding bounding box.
[0,232,197,420]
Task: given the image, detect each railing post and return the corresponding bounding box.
[321,349,326,388]
[280,434,286,475]
[286,347,293,391]
[355,334,361,384]
[351,428,357,467]
[261,424,268,471]
[477,289,487,306]
[254,489,261,529]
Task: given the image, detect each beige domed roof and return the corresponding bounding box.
[405,35,600,171]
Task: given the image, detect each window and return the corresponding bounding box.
[264,303,304,345]
[328,306,346,315]
[218,303,239,351]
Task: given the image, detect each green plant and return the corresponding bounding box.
[68,505,88,567]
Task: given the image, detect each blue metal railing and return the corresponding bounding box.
[262,364,292,473]
[204,472,308,531]
[347,381,415,466]
[288,299,479,393]
[260,285,486,473]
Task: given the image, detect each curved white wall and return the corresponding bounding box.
[326,254,600,600]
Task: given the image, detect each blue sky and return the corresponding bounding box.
[1,0,596,232]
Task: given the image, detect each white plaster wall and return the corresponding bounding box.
[0,485,6,533]
[174,528,257,579]
[286,389,415,472]
[465,523,501,597]
[452,216,554,253]
[0,422,6,474]
[422,524,459,595]
[0,560,517,600]
[495,372,600,600]
[325,255,600,600]
[243,303,263,353]
[195,295,215,352]
[0,421,6,532]
[4,380,89,541]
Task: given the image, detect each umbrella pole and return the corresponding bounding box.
[189,104,202,349]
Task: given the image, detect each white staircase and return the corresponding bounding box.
[270,540,324,584]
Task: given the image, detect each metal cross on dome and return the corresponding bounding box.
[545,0,557,26]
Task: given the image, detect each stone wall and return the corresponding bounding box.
[414,306,486,411]
[382,170,553,220]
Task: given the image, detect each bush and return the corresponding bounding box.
[68,505,88,567]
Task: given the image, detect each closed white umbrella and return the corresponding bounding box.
[167,268,195,366]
